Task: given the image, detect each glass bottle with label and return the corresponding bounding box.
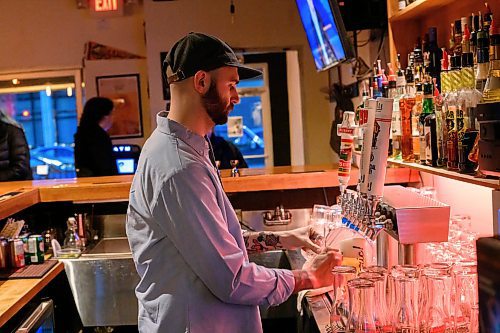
[458,52,482,174]
[482,29,500,102]
[446,55,461,170]
[423,82,439,166]
[388,63,403,160]
[401,68,415,162]
[420,82,434,165]
[412,82,423,162]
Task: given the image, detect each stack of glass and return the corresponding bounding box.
[328,262,478,332]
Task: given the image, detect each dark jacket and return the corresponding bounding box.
[0,122,32,181]
[74,124,117,177]
[210,134,248,170]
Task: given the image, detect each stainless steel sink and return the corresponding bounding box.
[61,210,310,327]
[85,237,131,256]
[61,237,138,327]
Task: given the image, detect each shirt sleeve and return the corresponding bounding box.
[152,163,294,307]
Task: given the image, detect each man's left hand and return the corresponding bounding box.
[279,226,322,254]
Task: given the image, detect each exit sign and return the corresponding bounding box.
[90,0,124,16]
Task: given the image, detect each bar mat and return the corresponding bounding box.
[0,260,58,279]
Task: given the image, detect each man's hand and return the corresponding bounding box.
[242,226,322,254]
[279,226,322,254]
[293,248,342,293]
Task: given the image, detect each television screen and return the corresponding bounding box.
[116,158,135,174]
[295,0,354,71]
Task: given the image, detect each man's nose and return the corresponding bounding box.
[231,91,240,105]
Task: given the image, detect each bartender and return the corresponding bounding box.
[126,32,341,333]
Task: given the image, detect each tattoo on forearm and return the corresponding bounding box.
[243,231,283,253]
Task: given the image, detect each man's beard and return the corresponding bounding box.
[202,81,232,125]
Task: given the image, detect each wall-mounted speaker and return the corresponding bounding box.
[337,0,387,31]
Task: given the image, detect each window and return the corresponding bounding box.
[0,70,83,179]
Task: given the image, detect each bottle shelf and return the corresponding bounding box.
[389,0,455,23]
[387,158,500,190]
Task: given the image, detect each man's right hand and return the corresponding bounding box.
[292,248,342,293]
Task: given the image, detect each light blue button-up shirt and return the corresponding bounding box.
[126,112,295,333]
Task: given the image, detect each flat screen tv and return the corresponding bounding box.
[295,0,355,71]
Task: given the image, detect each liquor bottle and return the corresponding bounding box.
[355,82,370,153]
[483,23,500,102]
[476,14,490,92]
[389,63,403,160]
[454,19,463,55]
[422,82,438,166]
[446,55,461,170]
[427,27,442,89]
[372,62,382,98]
[471,13,479,60]
[484,2,493,32]
[412,82,423,162]
[458,52,481,174]
[433,78,446,167]
[401,66,415,162]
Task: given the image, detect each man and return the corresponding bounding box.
[126,32,341,333]
[0,109,32,181]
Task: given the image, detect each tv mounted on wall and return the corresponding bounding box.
[295,0,355,71]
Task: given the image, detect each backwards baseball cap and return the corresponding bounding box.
[164,32,262,84]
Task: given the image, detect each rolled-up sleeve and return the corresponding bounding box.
[152,163,294,307]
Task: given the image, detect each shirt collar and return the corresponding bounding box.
[156,111,209,156]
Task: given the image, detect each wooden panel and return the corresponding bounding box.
[39,182,132,202]
[0,262,64,327]
[0,166,419,204]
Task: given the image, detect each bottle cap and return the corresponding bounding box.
[423,82,433,95]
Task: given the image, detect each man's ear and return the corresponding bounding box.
[193,70,211,94]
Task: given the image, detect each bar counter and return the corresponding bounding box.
[0,165,418,218]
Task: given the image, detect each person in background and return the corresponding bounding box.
[209,128,248,169]
[0,109,32,181]
[74,97,117,177]
[126,32,341,333]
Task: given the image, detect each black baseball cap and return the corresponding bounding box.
[164,32,262,84]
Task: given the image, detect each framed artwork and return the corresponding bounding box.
[96,74,143,138]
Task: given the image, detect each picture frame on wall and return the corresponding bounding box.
[96,73,144,138]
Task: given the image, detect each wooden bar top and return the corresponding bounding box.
[0,261,64,327]
[0,165,419,219]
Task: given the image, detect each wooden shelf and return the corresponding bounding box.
[388,158,500,190]
[0,189,40,220]
[389,0,455,23]
[387,0,500,67]
[0,261,64,327]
